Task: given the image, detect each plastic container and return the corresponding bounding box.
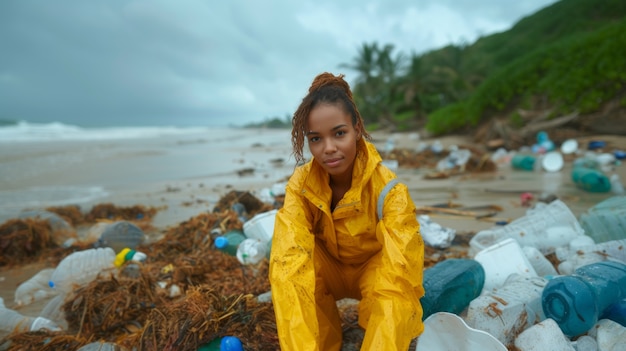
[523,246,558,278]
[469,199,584,255]
[199,336,244,351]
[579,196,626,243]
[514,318,575,351]
[236,238,269,265]
[416,312,507,351]
[419,258,485,319]
[473,238,537,292]
[214,230,246,256]
[14,268,57,307]
[572,335,597,351]
[511,154,536,171]
[542,260,626,337]
[465,274,548,347]
[96,221,145,253]
[571,166,611,193]
[588,319,626,351]
[243,210,277,244]
[48,247,144,293]
[555,239,626,275]
[0,297,60,334]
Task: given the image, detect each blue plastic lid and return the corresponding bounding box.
[214,236,228,249]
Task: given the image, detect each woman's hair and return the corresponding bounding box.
[291,72,371,165]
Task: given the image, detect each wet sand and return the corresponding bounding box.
[1,128,625,340]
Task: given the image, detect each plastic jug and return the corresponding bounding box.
[466,274,548,347]
[542,260,626,337]
[420,258,485,319]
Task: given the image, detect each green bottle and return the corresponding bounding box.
[571,166,611,193]
[214,230,246,256]
[511,154,536,171]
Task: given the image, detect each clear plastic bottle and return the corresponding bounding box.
[14,267,57,307]
[466,274,548,347]
[236,238,269,265]
[0,297,60,334]
[48,247,145,293]
[542,260,626,337]
[420,258,485,320]
[214,230,246,256]
[579,196,626,243]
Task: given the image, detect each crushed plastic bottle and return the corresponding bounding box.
[0,297,61,334]
[48,247,146,293]
[14,268,57,307]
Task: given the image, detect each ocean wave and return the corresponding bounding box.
[0,120,214,142]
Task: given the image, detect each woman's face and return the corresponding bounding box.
[306,103,360,180]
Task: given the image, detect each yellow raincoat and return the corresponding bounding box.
[269,139,424,350]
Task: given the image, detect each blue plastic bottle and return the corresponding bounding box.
[214,230,246,256]
[420,258,485,319]
[601,298,626,327]
[542,260,626,337]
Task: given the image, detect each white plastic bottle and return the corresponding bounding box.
[236,238,269,265]
[523,246,558,278]
[48,247,146,293]
[0,297,60,334]
[14,268,57,307]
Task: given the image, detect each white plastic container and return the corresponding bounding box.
[470,200,584,255]
[236,238,269,265]
[588,319,626,351]
[0,297,60,334]
[416,312,507,351]
[514,318,575,351]
[14,268,57,307]
[243,209,277,244]
[48,247,119,293]
[474,238,537,292]
[556,238,626,275]
[523,246,558,278]
[465,274,548,347]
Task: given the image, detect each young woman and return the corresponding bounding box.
[269,72,424,350]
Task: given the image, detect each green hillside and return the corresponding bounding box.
[344,0,626,143]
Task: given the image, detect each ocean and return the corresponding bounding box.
[0,120,295,224]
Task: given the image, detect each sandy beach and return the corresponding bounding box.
[1,126,625,347]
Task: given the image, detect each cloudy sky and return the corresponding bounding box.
[0,0,559,127]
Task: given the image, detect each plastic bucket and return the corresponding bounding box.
[243,209,277,244]
[416,312,507,351]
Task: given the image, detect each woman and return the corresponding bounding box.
[269,72,424,350]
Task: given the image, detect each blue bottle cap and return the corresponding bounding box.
[221,336,244,351]
[214,236,228,249]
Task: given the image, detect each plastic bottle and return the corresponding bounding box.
[465,274,548,347]
[523,246,558,278]
[511,154,536,171]
[601,298,626,327]
[198,336,244,351]
[610,174,625,195]
[214,230,246,256]
[76,341,124,351]
[236,238,269,265]
[0,297,61,334]
[14,267,57,307]
[571,166,611,193]
[420,258,485,319]
[542,260,626,337]
[48,247,146,293]
[579,196,626,243]
[96,220,145,253]
[555,239,626,275]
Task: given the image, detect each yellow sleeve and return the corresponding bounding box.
[361,182,425,348]
[269,182,320,351]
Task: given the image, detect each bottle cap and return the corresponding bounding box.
[115,248,136,267]
[215,236,228,249]
[131,251,147,262]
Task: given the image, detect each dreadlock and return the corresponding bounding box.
[290,72,371,165]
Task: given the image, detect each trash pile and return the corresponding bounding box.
[1,133,625,351]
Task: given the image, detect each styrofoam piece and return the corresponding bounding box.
[415,312,507,351]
